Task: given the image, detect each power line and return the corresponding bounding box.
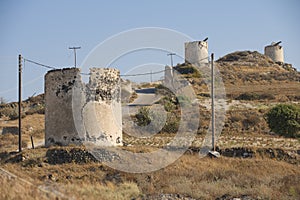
[80,72,91,76]
[120,69,165,77]
[24,58,57,70]
[23,57,166,77]
[23,57,90,76]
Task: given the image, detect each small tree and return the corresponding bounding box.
[266,104,300,138]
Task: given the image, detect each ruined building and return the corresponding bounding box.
[185,40,208,64]
[45,68,122,147]
[264,41,284,63]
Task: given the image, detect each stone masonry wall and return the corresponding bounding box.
[45,68,83,147]
[83,68,122,146]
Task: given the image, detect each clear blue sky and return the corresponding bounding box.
[0,0,299,102]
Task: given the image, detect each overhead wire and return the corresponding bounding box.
[23,58,57,70]
[22,57,167,77]
[120,69,165,77]
[0,55,195,95]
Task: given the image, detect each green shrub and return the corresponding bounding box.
[174,64,199,74]
[159,96,177,112]
[266,104,300,138]
[135,106,180,134]
[162,113,179,133]
[135,107,151,126]
[177,95,191,107]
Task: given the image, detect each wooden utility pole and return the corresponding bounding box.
[69,47,81,68]
[211,53,215,151]
[18,54,22,152]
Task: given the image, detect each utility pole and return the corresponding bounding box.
[18,54,22,152]
[211,53,215,152]
[150,70,153,83]
[69,47,81,68]
[167,53,176,89]
[208,53,220,158]
[167,53,176,67]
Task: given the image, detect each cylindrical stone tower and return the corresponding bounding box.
[83,68,122,146]
[264,42,284,63]
[45,67,122,147]
[45,68,83,147]
[185,40,208,64]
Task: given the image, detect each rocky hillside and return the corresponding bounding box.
[175,50,300,101]
[0,94,44,120]
[218,51,299,100]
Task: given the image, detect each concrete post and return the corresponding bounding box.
[164,65,173,89]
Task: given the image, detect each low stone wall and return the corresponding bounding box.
[45,147,120,164]
[0,126,19,135]
[218,147,299,164]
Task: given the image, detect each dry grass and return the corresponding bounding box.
[1,146,299,200]
[126,155,300,199]
[225,82,300,101]
[0,114,45,150]
[0,169,57,200]
[63,182,140,200]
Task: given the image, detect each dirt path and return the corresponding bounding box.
[122,87,161,117]
[122,87,161,134]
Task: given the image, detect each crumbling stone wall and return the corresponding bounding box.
[1,126,19,135]
[45,67,122,147]
[264,43,284,63]
[83,68,122,146]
